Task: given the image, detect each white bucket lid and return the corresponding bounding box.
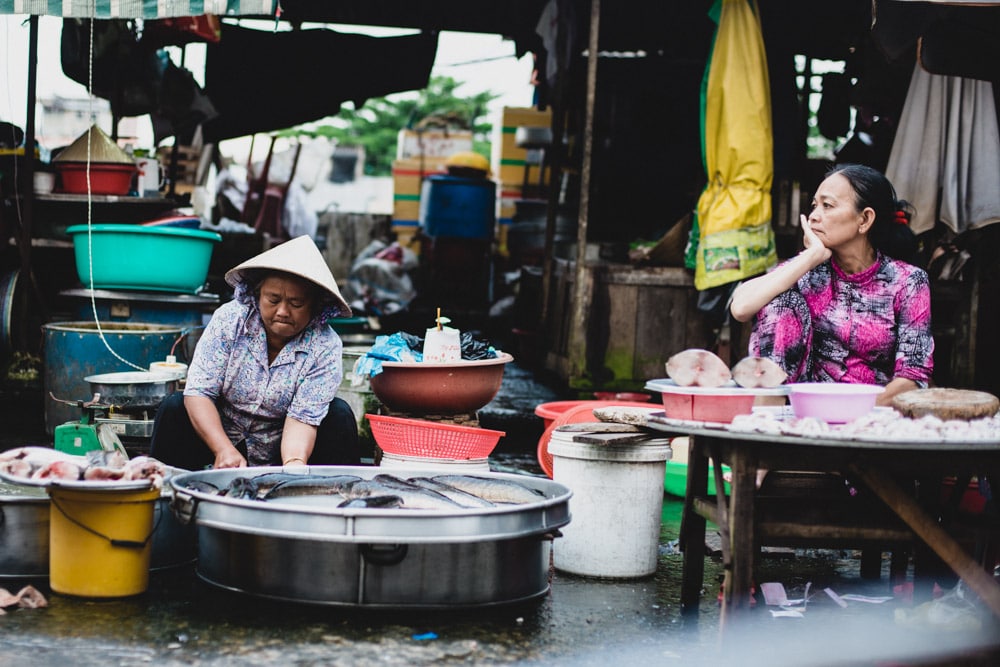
[548,430,672,463]
[379,452,490,472]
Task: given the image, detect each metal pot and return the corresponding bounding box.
[0,482,195,577]
[84,371,178,410]
[169,466,572,608]
[0,483,49,578]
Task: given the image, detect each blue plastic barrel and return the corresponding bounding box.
[419,174,496,239]
[42,322,184,435]
[59,289,217,361]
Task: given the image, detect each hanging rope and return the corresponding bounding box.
[83,16,145,373]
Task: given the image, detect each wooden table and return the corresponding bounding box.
[643,415,1000,630]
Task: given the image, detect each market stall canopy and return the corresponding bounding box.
[874,0,1000,80]
[200,24,438,142]
[0,0,272,19]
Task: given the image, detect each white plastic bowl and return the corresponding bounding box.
[787,382,884,423]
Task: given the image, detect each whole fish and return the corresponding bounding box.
[406,476,496,508]
[345,479,462,510]
[222,476,260,500]
[263,474,362,500]
[183,480,220,494]
[338,495,403,509]
[253,472,359,497]
[430,475,546,504]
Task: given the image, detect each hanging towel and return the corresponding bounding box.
[885,63,1000,236]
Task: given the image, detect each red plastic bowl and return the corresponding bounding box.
[535,400,658,478]
[56,162,137,195]
[660,392,755,422]
[369,353,513,414]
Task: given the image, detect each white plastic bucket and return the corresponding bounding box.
[379,452,490,473]
[549,430,671,578]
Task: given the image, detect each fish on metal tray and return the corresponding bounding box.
[338,495,404,509]
[406,477,496,508]
[344,479,463,510]
[372,474,494,508]
[183,480,221,494]
[430,474,546,504]
[263,474,362,500]
[0,447,87,482]
[253,471,361,497]
[221,476,260,500]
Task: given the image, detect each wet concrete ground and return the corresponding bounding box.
[3,363,1000,665]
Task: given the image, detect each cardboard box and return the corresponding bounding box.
[396,129,473,161]
[491,107,553,190]
[392,158,447,226]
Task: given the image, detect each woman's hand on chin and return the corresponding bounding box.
[800,214,832,267]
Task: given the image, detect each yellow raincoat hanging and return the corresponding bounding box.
[692,0,777,290]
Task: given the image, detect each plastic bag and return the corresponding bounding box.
[350,333,421,384]
[894,582,983,631]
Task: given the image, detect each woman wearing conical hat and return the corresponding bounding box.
[150,236,360,469]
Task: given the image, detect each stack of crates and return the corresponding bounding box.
[490,107,553,255]
[391,128,472,249]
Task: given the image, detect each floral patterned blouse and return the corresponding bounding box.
[749,253,934,387]
[184,285,344,466]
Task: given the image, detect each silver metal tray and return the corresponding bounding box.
[168,466,572,544]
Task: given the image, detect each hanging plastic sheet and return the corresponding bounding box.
[689,0,777,291]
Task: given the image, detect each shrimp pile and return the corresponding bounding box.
[728,408,1000,442]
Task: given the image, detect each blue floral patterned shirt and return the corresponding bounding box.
[184,287,344,466]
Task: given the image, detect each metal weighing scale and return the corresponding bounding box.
[50,393,131,457]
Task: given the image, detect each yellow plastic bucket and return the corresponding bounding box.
[48,486,160,597]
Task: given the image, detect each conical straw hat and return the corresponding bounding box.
[225,235,351,316]
[52,124,134,164]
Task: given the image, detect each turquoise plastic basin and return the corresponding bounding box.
[66,224,222,294]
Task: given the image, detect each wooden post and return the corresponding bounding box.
[680,436,709,614]
[721,446,758,628]
[567,0,601,381]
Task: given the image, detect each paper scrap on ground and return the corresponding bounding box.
[761,582,790,606]
[824,587,848,608]
[762,581,811,615]
[840,594,894,604]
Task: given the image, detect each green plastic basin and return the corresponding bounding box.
[663,460,731,497]
[66,224,222,294]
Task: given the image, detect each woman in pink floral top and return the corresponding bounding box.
[150,236,360,470]
[730,164,934,406]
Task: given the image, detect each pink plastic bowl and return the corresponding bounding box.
[787,383,884,423]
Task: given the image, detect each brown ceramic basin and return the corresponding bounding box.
[368,352,514,414]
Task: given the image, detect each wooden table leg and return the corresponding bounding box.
[680,436,709,614]
[849,462,1000,619]
[720,446,758,629]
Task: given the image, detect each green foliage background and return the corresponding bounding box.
[277,76,498,176]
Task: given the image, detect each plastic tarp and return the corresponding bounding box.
[690,0,777,290]
[885,63,1000,236]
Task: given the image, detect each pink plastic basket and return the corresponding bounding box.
[365,414,505,459]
